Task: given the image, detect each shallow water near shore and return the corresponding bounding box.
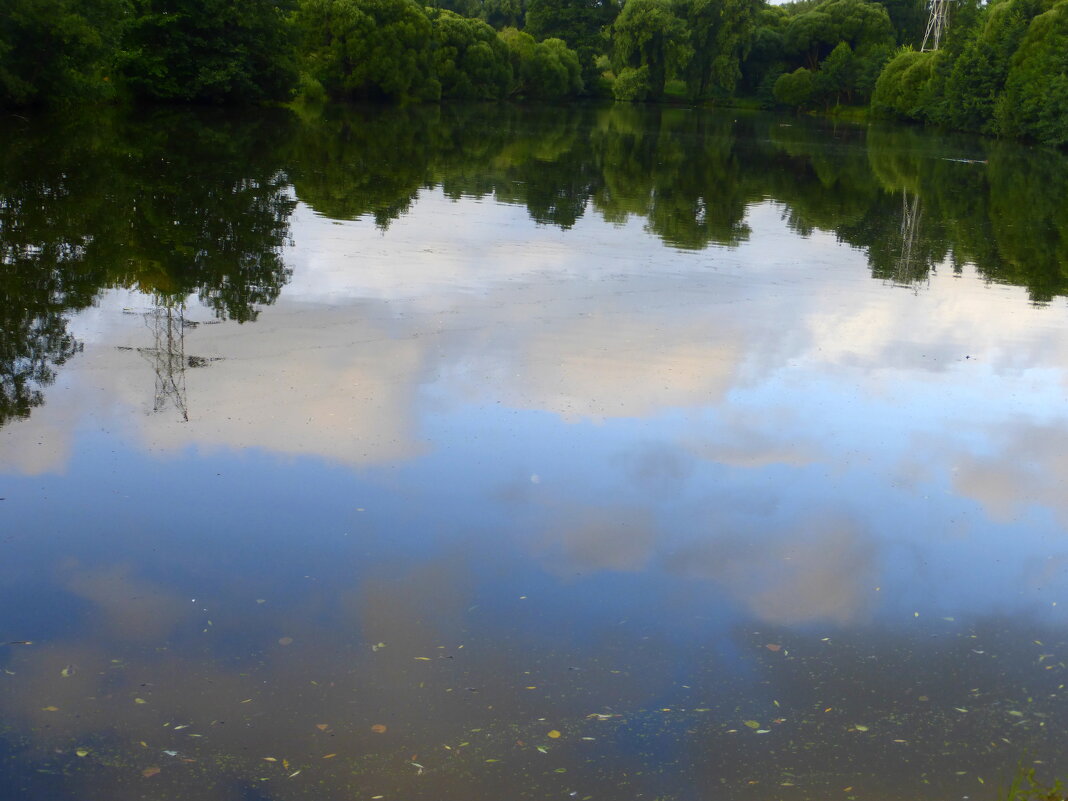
[1,102,1068,801]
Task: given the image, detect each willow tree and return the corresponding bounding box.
[677,0,760,99]
[612,0,692,100]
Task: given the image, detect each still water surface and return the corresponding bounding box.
[1,103,1068,801]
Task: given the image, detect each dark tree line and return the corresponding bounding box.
[1,0,1065,143]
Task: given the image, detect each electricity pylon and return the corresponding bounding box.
[921,0,952,51]
[140,298,189,422]
[891,188,929,289]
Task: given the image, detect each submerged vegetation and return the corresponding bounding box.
[1003,766,1068,800]
[1,0,1066,144]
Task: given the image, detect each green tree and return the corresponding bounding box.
[295,0,439,101]
[940,0,1053,133]
[773,65,815,108]
[612,0,692,100]
[481,0,525,28]
[612,64,652,99]
[785,0,894,70]
[813,41,857,105]
[500,28,583,97]
[678,0,760,99]
[873,0,927,45]
[0,0,124,106]
[431,9,513,99]
[120,0,297,103]
[739,5,789,99]
[997,0,1068,145]
[870,48,939,120]
[525,0,618,93]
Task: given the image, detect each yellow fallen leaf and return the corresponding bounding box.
[263,757,277,762]
[547,730,561,739]
[42,706,59,712]
[316,724,329,731]
[134,698,147,705]
[322,754,336,759]
[142,767,160,778]
[414,657,431,661]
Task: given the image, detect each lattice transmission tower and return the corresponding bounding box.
[892,188,929,289]
[140,299,189,422]
[921,0,953,51]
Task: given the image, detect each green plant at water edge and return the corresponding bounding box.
[1001,765,1067,800]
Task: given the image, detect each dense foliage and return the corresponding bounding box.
[0,0,1066,145]
[872,0,1068,145]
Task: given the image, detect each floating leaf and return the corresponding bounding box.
[854,725,869,732]
[142,767,160,778]
[42,706,59,712]
[536,746,549,754]
[743,721,760,729]
[414,657,431,661]
[547,730,561,739]
[134,698,147,705]
[75,748,89,757]
[316,724,329,731]
[1008,711,1024,717]
[371,724,387,734]
[60,665,76,678]
[322,754,336,759]
[263,757,277,762]
[278,637,293,646]
[766,644,781,652]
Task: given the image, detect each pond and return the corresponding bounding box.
[1,102,1067,801]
